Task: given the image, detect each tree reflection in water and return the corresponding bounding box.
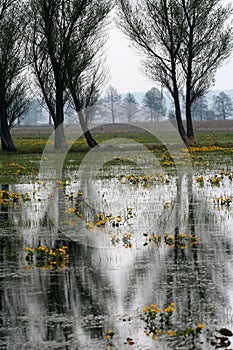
[0,170,233,349]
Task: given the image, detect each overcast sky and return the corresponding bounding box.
[106,25,233,94]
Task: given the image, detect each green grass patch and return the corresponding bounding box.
[0,153,41,183]
[1,130,233,183]
[195,131,233,146]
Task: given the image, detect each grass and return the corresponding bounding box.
[8,129,233,152]
[0,129,233,183]
[194,131,233,146]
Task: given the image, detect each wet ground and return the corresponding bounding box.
[1,152,233,349]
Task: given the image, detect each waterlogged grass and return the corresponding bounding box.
[1,130,233,183]
[3,130,233,156]
[2,163,233,348]
[24,245,69,270]
[0,154,41,183]
[195,131,233,146]
[1,129,233,349]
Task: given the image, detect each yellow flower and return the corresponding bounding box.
[190,235,199,245]
[87,222,94,229]
[197,323,205,329]
[166,330,177,336]
[171,302,176,307]
[179,233,186,238]
[116,216,122,222]
[165,305,175,313]
[65,207,76,214]
[24,247,34,253]
[151,308,158,313]
[106,329,114,339]
[37,246,48,252]
[143,305,150,313]
[96,220,104,227]
[197,176,204,182]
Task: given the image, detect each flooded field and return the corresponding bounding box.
[1,150,233,349]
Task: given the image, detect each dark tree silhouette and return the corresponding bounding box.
[0,0,28,151]
[118,0,233,144]
[28,0,111,150]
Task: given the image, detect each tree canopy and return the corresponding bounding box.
[118,0,233,144]
[214,92,233,120]
[143,87,166,121]
[28,0,111,150]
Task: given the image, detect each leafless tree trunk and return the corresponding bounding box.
[118,0,233,145]
[0,0,28,151]
[29,0,110,150]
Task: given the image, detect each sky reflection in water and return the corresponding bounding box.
[1,162,233,349]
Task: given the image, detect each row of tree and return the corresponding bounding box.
[168,91,233,122]
[191,92,233,121]
[20,87,233,125]
[0,0,111,151]
[101,87,233,123]
[0,0,233,151]
[118,0,233,144]
[90,87,233,124]
[95,86,166,123]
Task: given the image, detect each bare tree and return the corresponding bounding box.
[214,92,233,120]
[123,92,138,123]
[65,4,110,148]
[0,0,28,151]
[118,0,233,144]
[191,95,208,121]
[143,87,166,122]
[68,60,108,147]
[178,0,233,140]
[118,0,186,141]
[6,78,29,128]
[28,0,110,150]
[103,85,122,123]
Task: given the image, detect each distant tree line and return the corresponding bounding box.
[73,86,232,124]
[169,91,233,122]
[70,85,168,124]
[16,85,233,126]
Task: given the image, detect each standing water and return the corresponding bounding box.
[1,155,233,349]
